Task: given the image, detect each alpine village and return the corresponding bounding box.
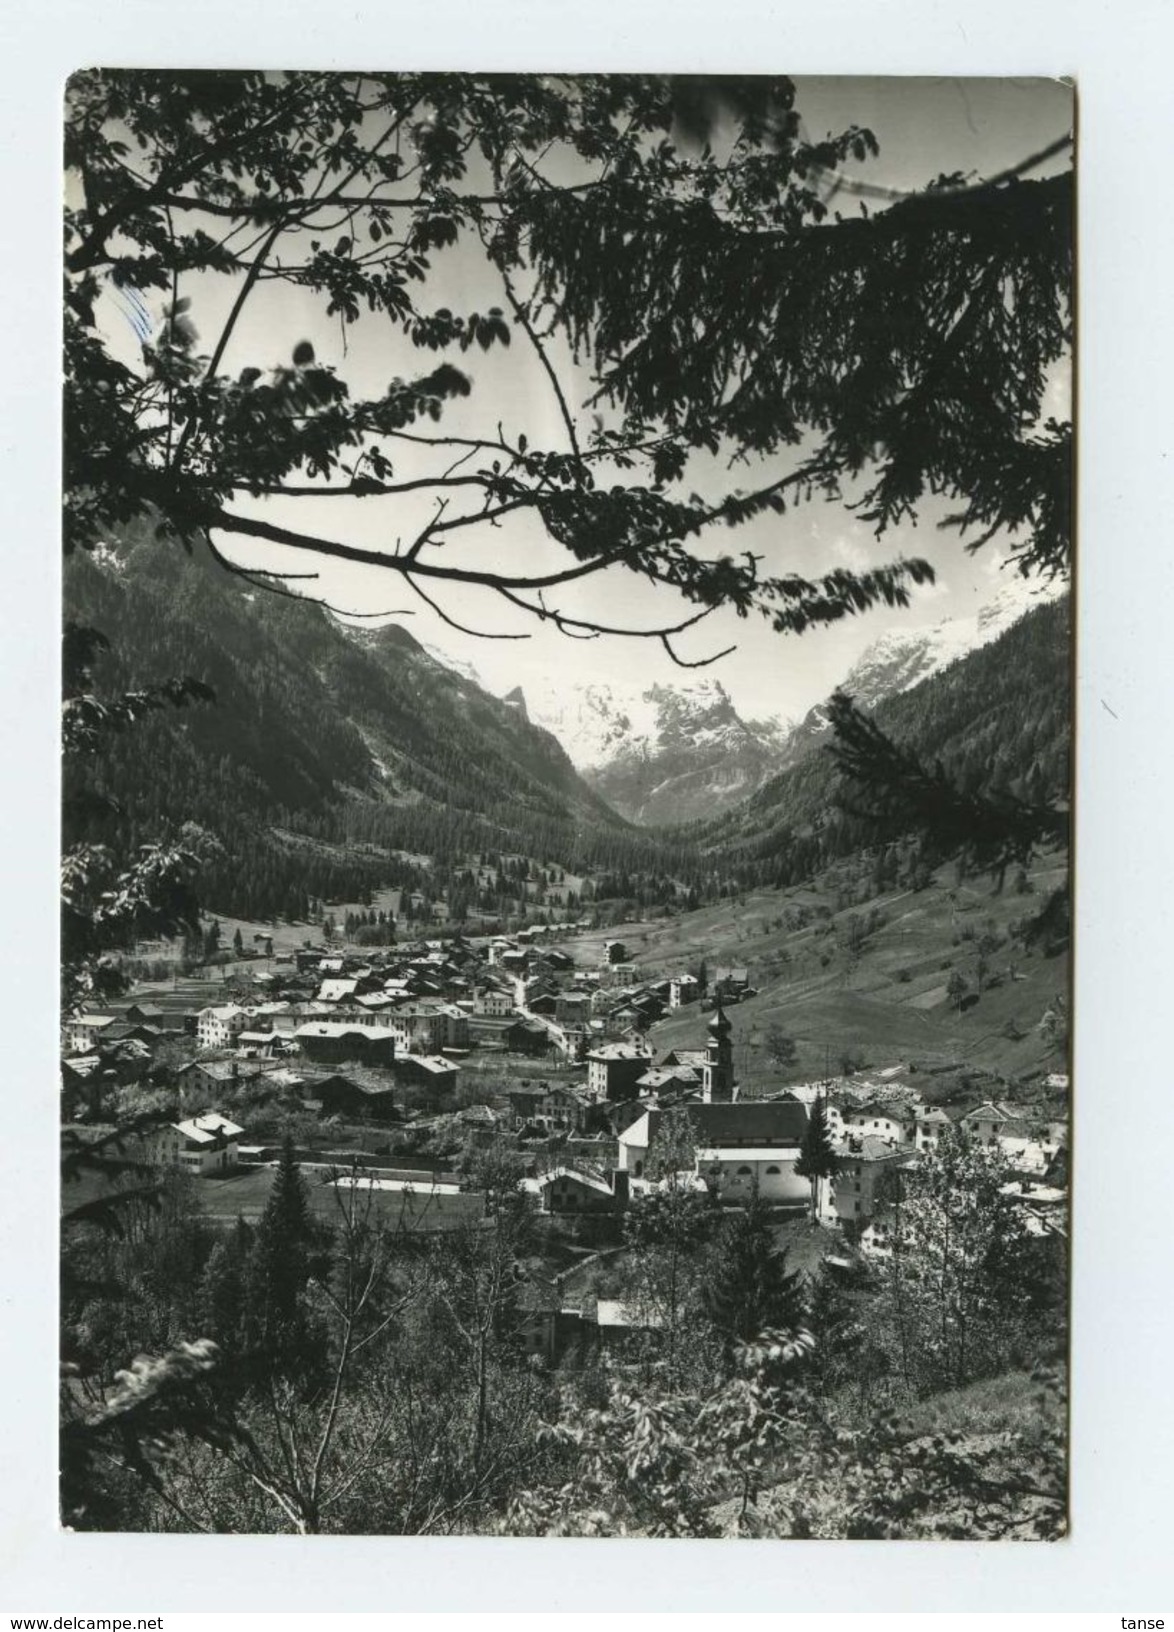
[61,73,1072,1540]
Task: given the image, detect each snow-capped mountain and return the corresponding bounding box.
[517,677,793,826]
[778,575,1069,767]
[408,573,1065,829]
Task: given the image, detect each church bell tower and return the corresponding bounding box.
[702,995,736,1103]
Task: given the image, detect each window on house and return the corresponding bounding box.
[736,1165,753,1177]
[765,1165,781,1175]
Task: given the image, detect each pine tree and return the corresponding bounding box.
[197,1218,256,1395]
[701,1186,807,1352]
[794,1096,838,1224]
[249,1137,314,1370]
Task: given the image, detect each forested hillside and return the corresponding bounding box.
[686,595,1071,889]
[63,524,653,919]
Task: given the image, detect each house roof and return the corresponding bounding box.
[835,1100,916,1123]
[261,1067,305,1089]
[174,1113,244,1143]
[963,1101,1024,1125]
[295,1021,396,1042]
[190,1060,262,1083]
[587,1042,649,1062]
[397,1055,455,1075]
[636,1066,700,1089]
[540,1167,614,1196]
[63,1054,102,1077]
[318,979,359,1002]
[313,1075,396,1099]
[835,1135,914,1164]
[621,1101,809,1149]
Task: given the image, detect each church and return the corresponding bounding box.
[616,998,810,1205]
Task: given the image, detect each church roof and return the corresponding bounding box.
[627,1101,809,1149]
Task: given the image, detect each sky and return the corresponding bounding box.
[101,74,1073,725]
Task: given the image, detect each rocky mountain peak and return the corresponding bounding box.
[503,685,529,718]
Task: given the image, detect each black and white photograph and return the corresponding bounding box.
[60,70,1074,1542]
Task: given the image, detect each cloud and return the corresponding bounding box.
[828,532,873,571]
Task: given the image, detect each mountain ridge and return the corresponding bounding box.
[63,522,633,920]
[496,575,1063,827]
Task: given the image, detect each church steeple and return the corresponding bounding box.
[702,994,736,1103]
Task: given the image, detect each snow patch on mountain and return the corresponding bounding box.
[789,576,1068,753]
[516,677,774,773]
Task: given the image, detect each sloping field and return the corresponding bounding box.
[581,852,1070,1101]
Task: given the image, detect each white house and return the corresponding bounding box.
[387,1006,447,1054]
[635,1065,701,1098]
[65,1014,118,1054]
[237,1030,283,1058]
[586,1041,650,1101]
[619,1100,809,1204]
[831,1100,917,1148]
[473,987,515,1018]
[961,1101,1025,1148]
[196,1004,247,1050]
[536,1167,618,1215]
[433,1003,471,1048]
[819,1136,916,1228]
[151,1112,243,1176]
[912,1105,952,1153]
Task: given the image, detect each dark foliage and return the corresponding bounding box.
[825,691,1068,885]
[66,72,1069,657]
[701,1188,807,1351]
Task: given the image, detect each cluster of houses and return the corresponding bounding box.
[519,1012,1067,1258]
[59,932,711,1174]
[62,929,727,1128]
[63,930,1067,1268]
